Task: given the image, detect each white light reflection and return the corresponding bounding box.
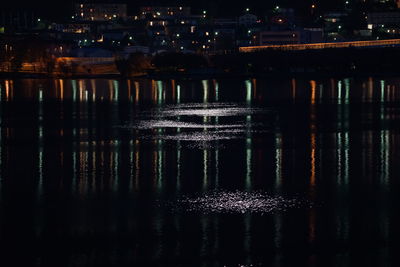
[214,79,219,101]
[337,132,342,184]
[215,148,219,189]
[113,80,119,102]
[275,132,282,190]
[380,130,389,185]
[177,141,181,191]
[246,146,252,191]
[113,140,120,192]
[157,139,163,192]
[245,79,253,190]
[71,80,77,103]
[245,80,252,103]
[203,149,208,191]
[344,132,349,185]
[157,80,163,105]
[344,79,350,104]
[176,84,181,104]
[202,80,208,103]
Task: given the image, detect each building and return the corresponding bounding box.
[139,7,191,19]
[367,12,400,28]
[256,31,301,45]
[74,3,127,21]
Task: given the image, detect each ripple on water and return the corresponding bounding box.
[160,107,265,117]
[127,120,244,130]
[173,191,307,214]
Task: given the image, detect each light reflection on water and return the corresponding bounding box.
[0,77,399,266]
[173,191,306,214]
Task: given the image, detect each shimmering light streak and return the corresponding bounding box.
[5,80,10,101]
[134,81,140,104]
[310,133,316,187]
[157,139,163,192]
[176,191,303,214]
[215,148,219,188]
[344,79,350,104]
[380,130,389,185]
[202,80,208,103]
[59,79,64,100]
[245,80,252,103]
[177,85,181,104]
[113,140,120,192]
[310,80,316,105]
[135,147,140,191]
[275,133,282,190]
[338,80,342,104]
[71,80,77,102]
[344,132,349,185]
[157,80,163,105]
[79,80,85,102]
[113,80,119,102]
[177,141,181,190]
[203,149,208,190]
[214,80,219,101]
[90,79,96,101]
[246,146,252,191]
[129,141,134,191]
[38,146,43,198]
[158,105,264,117]
[367,77,373,102]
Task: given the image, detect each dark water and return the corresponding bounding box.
[0,77,400,267]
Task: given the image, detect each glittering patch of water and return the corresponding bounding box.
[172,191,308,214]
[148,103,267,117]
[125,120,244,130]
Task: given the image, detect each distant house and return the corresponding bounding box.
[256,31,301,45]
[74,3,127,21]
[139,6,191,19]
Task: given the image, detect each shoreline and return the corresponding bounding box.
[1,70,400,80]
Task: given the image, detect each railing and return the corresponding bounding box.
[239,39,400,52]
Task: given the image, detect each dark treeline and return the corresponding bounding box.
[211,47,400,75]
[116,47,400,77]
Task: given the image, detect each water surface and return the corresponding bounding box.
[0,77,400,267]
